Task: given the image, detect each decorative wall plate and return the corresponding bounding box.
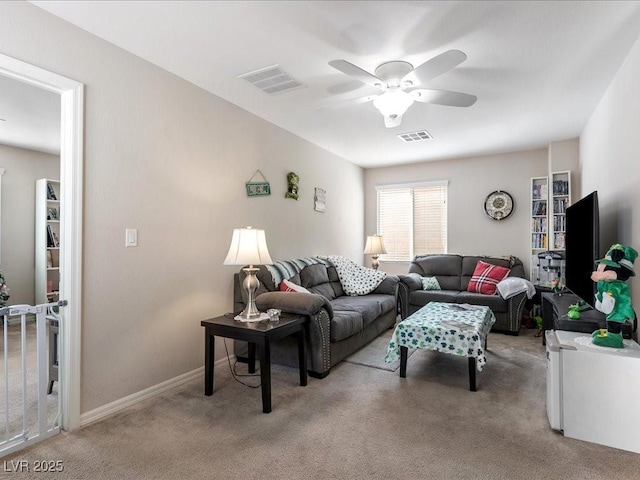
[484,190,514,220]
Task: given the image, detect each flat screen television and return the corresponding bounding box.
[564,191,600,307]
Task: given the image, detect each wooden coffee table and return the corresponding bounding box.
[385,302,496,391]
[201,313,308,413]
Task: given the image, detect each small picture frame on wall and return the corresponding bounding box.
[314,187,326,212]
[245,169,271,197]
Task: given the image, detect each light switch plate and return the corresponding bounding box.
[125,228,138,247]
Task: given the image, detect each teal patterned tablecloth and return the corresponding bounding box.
[385,302,496,372]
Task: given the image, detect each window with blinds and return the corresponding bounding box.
[376,181,448,262]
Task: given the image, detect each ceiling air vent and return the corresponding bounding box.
[397,130,433,143]
[238,64,305,95]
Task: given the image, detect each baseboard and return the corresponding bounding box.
[80,356,231,427]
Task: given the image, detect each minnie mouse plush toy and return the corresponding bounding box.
[590,244,638,348]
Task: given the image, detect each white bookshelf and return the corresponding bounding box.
[35,178,61,305]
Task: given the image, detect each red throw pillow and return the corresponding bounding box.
[278,279,310,293]
[467,261,511,295]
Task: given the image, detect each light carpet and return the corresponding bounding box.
[4,328,640,479]
[343,329,414,371]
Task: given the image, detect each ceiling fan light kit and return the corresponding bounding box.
[328,50,476,128]
[372,89,414,127]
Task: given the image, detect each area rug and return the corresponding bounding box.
[343,330,414,372]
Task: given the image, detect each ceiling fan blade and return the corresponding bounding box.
[405,49,468,86]
[410,88,477,107]
[329,59,385,89]
[317,94,378,110]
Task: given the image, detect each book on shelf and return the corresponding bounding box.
[47,225,55,247]
[552,180,569,195]
[46,225,60,247]
[46,182,57,201]
[532,201,547,216]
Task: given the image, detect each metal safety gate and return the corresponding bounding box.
[0,302,63,457]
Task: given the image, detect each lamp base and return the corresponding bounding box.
[239,266,262,321]
[371,255,380,270]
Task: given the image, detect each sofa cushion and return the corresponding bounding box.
[455,292,508,313]
[330,310,363,342]
[409,254,462,290]
[331,296,382,328]
[327,266,346,298]
[467,261,510,295]
[300,264,337,300]
[409,290,460,307]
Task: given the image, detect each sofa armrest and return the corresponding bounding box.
[397,273,423,319]
[256,292,333,318]
[505,291,528,333]
[398,273,423,292]
[256,291,332,376]
[371,274,399,295]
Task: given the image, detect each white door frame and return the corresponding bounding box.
[0,53,83,431]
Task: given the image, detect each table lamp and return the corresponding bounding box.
[363,234,387,270]
[224,226,273,321]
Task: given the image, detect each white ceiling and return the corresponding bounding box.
[0,73,60,155]
[21,1,640,167]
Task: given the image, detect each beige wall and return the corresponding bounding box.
[580,32,640,310]
[0,144,59,304]
[548,138,580,202]
[0,2,364,413]
[365,148,548,276]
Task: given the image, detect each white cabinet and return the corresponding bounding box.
[546,330,640,454]
[35,179,60,305]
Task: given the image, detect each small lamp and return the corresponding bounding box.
[223,226,273,321]
[363,234,387,270]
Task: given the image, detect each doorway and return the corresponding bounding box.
[0,53,83,434]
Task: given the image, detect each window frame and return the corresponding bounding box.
[375,180,448,262]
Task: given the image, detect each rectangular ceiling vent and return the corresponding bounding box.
[238,64,305,95]
[397,130,433,143]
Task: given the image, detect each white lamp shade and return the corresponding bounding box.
[363,235,387,255]
[223,227,273,266]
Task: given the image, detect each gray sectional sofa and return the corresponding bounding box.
[398,254,528,334]
[233,259,399,378]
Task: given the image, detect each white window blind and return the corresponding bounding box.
[377,181,447,261]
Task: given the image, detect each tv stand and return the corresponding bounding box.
[541,292,634,345]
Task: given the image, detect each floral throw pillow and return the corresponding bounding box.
[278,279,310,293]
[421,276,441,291]
[467,261,510,295]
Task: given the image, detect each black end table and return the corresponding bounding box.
[201,313,308,413]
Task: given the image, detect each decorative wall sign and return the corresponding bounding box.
[245,169,271,197]
[314,187,326,212]
[285,171,299,200]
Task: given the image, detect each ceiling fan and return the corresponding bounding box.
[326,49,477,128]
